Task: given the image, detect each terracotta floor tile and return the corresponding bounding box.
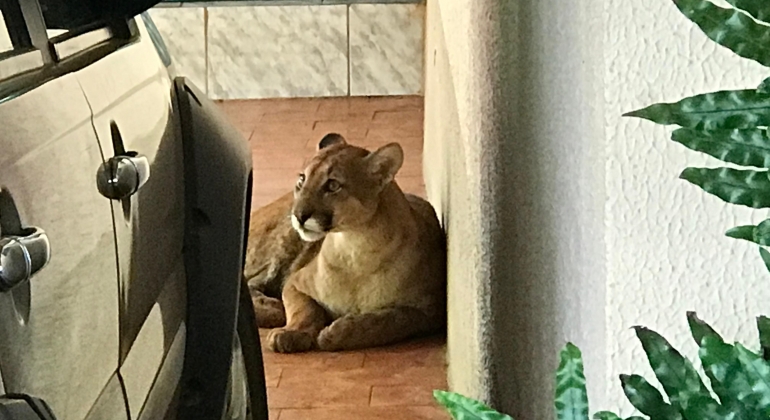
[217,101,265,122]
[363,336,446,369]
[259,98,321,114]
[279,364,447,389]
[262,350,367,371]
[264,364,283,388]
[262,109,322,124]
[366,123,424,141]
[252,125,315,144]
[365,95,424,111]
[253,152,307,171]
[251,182,294,198]
[267,382,372,409]
[310,120,369,144]
[370,385,441,407]
[372,109,424,123]
[398,155,424,177]
[269,409,281,420]
[395,177,426,197]
[239,129,253,142]
[252,195,283,210]
[278,406,449,420]
[315,97,375,120]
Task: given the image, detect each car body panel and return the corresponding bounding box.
[83,373,130,420]
[0,71,121,420]
[72,18,187,420]
[173,77,259,420]
[0,5,265,419]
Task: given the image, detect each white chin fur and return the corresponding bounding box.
[291,214,327,242]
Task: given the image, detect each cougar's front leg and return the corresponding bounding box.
[267,283,327,353]
[251,290,286,328]
[317,306,440,351]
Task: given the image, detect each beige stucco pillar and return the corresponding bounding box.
[423,0,607,417]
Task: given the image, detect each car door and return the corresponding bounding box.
[0,1,127,419]
[71,13,187,420]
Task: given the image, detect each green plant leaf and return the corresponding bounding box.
[634,327,714,412]
[620,374,683,420]
[671,127,770,168]
[758,76,770,95]
[555,343,590,420]
[753,219,770,245]
[725,0,770,24]
[592,412,622,420]
[682,395,741,420]
[433,390,514,420]
[698,335,765,419]
[687,311,723,346]
[726,225,758,242]
[758,316,770,360]
[624,90,770,130]
[673,0,770,68]
[679,167,770,209]
[625,418,646,420]
[759,247,770,273]
[734,343,770,415]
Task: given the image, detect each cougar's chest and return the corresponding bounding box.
[313,263,404,319]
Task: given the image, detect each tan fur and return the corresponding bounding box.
[258,134,447,353]
[244,192,321,328]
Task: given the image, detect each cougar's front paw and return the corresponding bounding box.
[267,328,315,353]
[317,316,359,351]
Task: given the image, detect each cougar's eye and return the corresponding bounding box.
[326,179,341,193]
[296,173,306,189]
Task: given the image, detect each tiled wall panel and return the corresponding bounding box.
[151,3,425,98]
[349,4,424,96]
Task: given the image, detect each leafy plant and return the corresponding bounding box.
[622,0,770,272]
[433,313,770,419]
[433,343,592,420]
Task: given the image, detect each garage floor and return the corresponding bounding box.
[218,96,448,420]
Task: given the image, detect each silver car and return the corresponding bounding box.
[0,1,268,419]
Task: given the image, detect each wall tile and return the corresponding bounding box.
[148,8,207,93]
[207,5,348,99]
[349,3,424,96]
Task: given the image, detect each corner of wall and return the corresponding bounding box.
[424,0,608,418]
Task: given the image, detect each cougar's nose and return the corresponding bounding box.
[294,209,312,225]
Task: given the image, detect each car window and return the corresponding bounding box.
[0,0,140,100]
[0,1,44,81]
[38,0,98,33]
[37,0,118,60]
[0,13,14,51]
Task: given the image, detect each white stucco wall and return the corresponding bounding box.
[605,0,770,414]
[426,0,770,417]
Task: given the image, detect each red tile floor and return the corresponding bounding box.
[218,96,449,420]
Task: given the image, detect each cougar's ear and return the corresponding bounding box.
[365,142,404,187]
[317,133,347,150]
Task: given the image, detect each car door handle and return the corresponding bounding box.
[95,121,151,201]
[0,393,58,419]
[0,188,51,292]
[0,228,51,292]
[96,153,150,200]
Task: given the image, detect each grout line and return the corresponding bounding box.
[203,7,209,96]
[275,367,284,388]
[367,385,374,406]
[346,4,351,97]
